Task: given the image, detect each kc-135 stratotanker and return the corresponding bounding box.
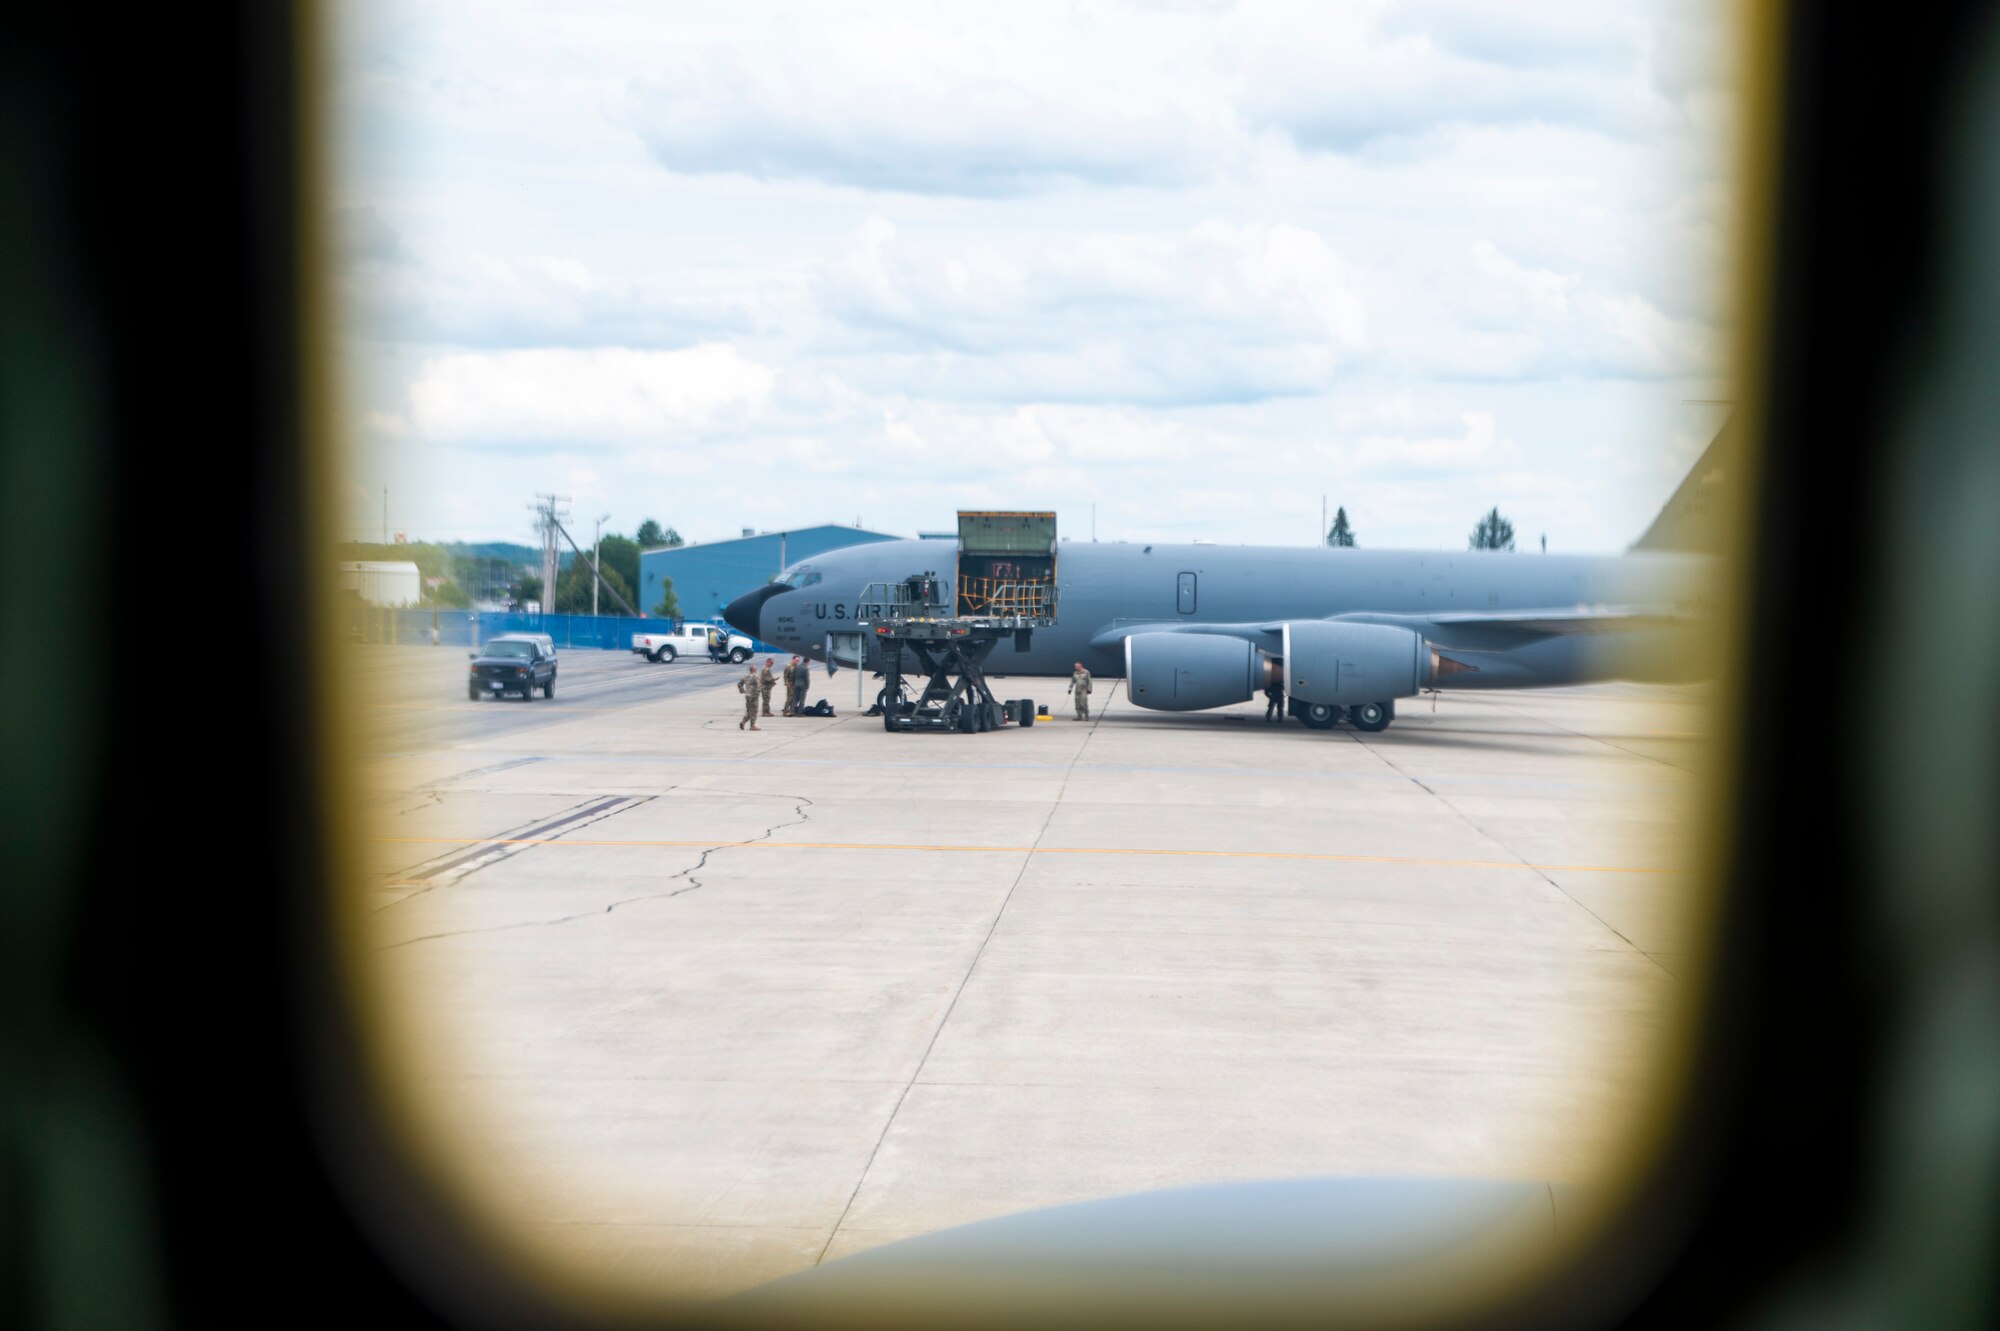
[724,440,1721,735]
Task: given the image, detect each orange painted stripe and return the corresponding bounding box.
[375,835,1675,876]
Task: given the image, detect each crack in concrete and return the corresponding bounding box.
[376,792,817,948]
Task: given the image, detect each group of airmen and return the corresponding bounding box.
[736,657,1098,730]
[736,656,815,731]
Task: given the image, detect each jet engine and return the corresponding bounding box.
[1283,621,1444,706]
[1124,633,1280,712]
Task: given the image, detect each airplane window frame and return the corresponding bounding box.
[18,0,1999,1328]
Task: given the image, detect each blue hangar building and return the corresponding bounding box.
[639,524,903,625]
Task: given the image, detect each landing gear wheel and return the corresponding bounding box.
[1349,700,1392,732]
[1297,701,1340,730]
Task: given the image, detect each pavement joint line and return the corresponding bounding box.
[813,682,1107,1265]
[1491,696,1702,777]
[372,834,1674,876]
[1349,729,1683,974]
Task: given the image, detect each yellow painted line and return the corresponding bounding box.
[374,835,1675,876]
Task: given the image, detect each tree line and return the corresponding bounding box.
[338,519,684,615]
[1322,506,1528,551]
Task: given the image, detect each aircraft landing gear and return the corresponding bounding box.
[1348,700,1393,732]
[1292,700,1341,730]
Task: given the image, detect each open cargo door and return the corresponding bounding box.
[956,511,1057,620]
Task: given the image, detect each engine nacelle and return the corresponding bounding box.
[1124,633,1279,712]
[1283,621,1428,706]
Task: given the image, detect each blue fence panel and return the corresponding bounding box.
[357,609,782,655]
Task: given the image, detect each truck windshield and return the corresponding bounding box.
[485,641,534,658]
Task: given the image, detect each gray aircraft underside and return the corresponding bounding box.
[724,539,1710,730]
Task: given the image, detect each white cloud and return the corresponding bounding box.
[341,243,770,349]
[334,0,1735,552]
[1349,410,1514,473]
[405,345,776,444]
[619,4,1242,196]
[812,217,1367,403]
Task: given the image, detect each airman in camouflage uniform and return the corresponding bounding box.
[758,659,777,716]
[737,665,761,730]
[1070,662,1092,720]
[791,655,812,715]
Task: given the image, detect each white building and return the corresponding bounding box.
[337,560,422,607]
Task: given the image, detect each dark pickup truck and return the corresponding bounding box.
[467,635,557,701]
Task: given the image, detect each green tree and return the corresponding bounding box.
[1469,507,1516,551]
[426,579,470,609]
[555,557,635,615]
[507,573,542,611]
[634,520,684,549]
[596,533,641,599]
[1326,506,1356,547]
[651,575,682,621]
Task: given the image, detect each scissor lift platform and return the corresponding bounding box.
[861,512,1058,735]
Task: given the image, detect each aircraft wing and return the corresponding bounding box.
[1086,620,1287,652]
[1332,606,1690,640]
[1088,607,1690,654]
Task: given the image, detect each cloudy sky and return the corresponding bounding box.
[332,0,1735,552]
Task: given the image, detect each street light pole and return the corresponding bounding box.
[593,512,611,616]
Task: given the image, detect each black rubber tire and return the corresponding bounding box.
[1349,700,1392,732]
[729,647,750,664]
[1020,700,1035,728]
[884,706,899,732]
[468,688,480,701]
[1298,701,1340,730]
[543,678,554,699]
[652,646,676,663]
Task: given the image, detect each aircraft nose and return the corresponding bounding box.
[723,583,786,640]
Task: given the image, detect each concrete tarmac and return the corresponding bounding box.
[354,645,1705,1302]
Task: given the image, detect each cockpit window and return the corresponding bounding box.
[778,568,821,589]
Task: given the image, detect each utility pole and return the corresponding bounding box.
[592,512,611,616]
[529,493,570,617]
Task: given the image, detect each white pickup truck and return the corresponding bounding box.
[630,622,755,664]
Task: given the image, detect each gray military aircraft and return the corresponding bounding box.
[723,443,1719,735]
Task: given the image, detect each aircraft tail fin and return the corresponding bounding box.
[1631,416,1736,553]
